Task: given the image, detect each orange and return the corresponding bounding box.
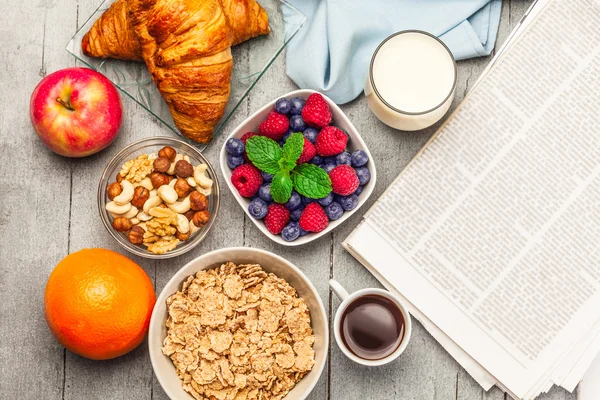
[44,248,156,360]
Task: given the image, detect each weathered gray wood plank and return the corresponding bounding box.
[0,0,74,399]
[0,0,582,399]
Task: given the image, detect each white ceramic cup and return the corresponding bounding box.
[329,279,412,366]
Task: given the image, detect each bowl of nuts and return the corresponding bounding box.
[98,137,219,259]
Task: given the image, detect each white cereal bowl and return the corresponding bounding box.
[148,247,329,400]
[220,89,377,246]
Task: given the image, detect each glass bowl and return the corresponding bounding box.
[98,137,220,259]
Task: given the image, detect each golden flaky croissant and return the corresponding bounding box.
[82,0,269,143]
[82,0,269,60]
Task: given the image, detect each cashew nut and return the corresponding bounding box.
[137,211,153,222]
[130,217,140,225]
[158,185,178,204]
[106,201,131,215]
[168,195,191,214]
[137,177,153,191]
[193,164,213,189]
[137,222,147,232]
[189,221,201,234]
[143,195,163,213]
[167,154,184,175]
[183,155,190,163]
[176,214,190,234]
[113,180,135,205]
[186,176,197,187]
[196,186,212,196]
[122,205,139,219]
[169,178,177,188]
[150,189,157,197]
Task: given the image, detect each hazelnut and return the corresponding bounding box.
[131,186,150,208]
[158,146,177,162]
[175,160,194,178]
[150,172,170,188]
[183,210,195,221]
[116,173,124,183]
[113,217,133,232]
[128,226,145,245]
[153,156,171,173]
[107,182,122,200]
[175,229,191,241]
[174,178,193,198]
[192,210,210,227]
[190,191,208,211]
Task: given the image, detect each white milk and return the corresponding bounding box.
[365,31,456,131]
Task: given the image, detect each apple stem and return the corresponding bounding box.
[56,97,74,111]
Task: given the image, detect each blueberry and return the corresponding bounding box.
[325,202,344,220]
[258,183,272,202]
[278,140,285,147]
[283,129,294,142]
[299,226,309,236]
[227,154,245,169]
[290,206,304,221]
[261,171,274,182]
[275,98,292,114]
[354,185,364,196]
[321,161,336,174]
[281,221,300,242]
[289,115,307,132]
[338,194,358,211]
[290,97,305,115]
[335,151,352,166]
[248,198,268,219]
[317,192,334,206]
[225,138,244,156]
[303,127,319,143]
[285,191,301,210]
[310,155,323,165]
[301,195,315,205]
[355,167,371,185]
[351,150,369,167]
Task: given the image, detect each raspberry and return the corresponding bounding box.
[240,132,258,144]
[297,138,316,164]
[231,164,263,197]
[240,132,258,162]
[301,93,332,128]
[329,165,359,196]
[315,126,348,156]
[259,111,289,140]
[299,203,329,233]
[264,204,290,235]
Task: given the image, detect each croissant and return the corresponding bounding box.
[82,0,269,60]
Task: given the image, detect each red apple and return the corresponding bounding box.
[30,67,122,157]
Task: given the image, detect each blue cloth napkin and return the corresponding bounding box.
[282,0,502,104]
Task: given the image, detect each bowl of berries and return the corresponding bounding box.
[220,89,376,245]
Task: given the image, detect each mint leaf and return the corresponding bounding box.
[271,170,293,203]
[246,136,282,174]
[278,158,297,172]
[281,132,304,164]
[291,164,332,199]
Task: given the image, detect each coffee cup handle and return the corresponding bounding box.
[329,279,350,301]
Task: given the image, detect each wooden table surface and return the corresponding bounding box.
[0,0,578,399]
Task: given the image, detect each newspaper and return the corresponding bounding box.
[343,0,600,398]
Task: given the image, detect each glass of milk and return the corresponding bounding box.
[365,30,457,131]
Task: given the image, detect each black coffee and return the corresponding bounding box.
[340,294,405,360]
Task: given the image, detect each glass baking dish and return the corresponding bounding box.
[66,0,306,150]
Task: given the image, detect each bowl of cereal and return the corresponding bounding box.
[148,247,328,400]
[98,137,219,259]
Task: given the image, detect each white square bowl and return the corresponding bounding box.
[220,89,377,246]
